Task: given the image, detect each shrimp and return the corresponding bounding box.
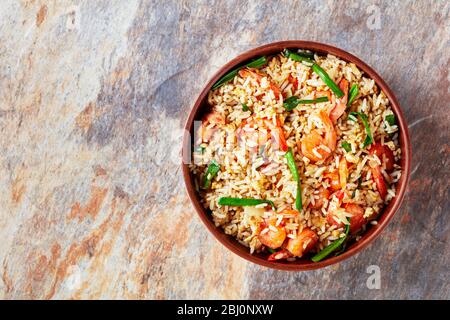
[338,157,348,189]
[369,142,395,172]
[329,79,349,123]
[285,228,318,257]
[237,116,288,152]
[324,171,341,191]
[258,217,287,249]
[322,158,348,192]
[301,130,326,162]
[301,110,337,162]
[196,111,225,144]
[327,201,366,234]
[237,117,269,152]
[238,68,283,101]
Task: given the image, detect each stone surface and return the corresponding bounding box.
[0,0,448,299]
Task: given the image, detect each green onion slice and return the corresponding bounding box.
[297,50,315,59]
[242,103,249,112]
[201,160,220,189]
[212,56,267,90]
[267,248,277,254]
[245,56,267,68]
[385,114,396,126]
[283,96,329,111]
[312,64,344,98]
[283,49,314,65]
[285,148,303,211]
[347,84,359,107]
[349,111,373,148]
[334,243,347,256]
[218,197,276,210]
[211,70,238,90]
[284,49,344,98]
[341,141,351,152]
[312,220,350,262]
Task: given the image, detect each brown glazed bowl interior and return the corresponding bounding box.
[182,41,411,271]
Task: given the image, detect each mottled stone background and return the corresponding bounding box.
[0,0,448,299]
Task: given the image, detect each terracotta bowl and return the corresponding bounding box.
[182,41,411,271]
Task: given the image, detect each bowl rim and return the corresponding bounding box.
[181,40,411,271]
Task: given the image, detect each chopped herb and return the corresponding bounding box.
[218,197,276,210]
[283,49,314,65]
[212,56,267,90]
[267,248,277,254]
[347,84,359,107]
[385,114,396,126]
[341,141,352,152]
[242,103,249,112]
[283,96,329,111]
[349,111,373,148]
[312,63,344,98]
[285,148,303,211]
[311,219,350,262]
[201,160,220,189]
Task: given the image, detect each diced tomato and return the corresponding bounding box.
[287,74,299,91]
[270,83,283,101]
[344,204,366,234]
[327,202,366,234]
[369,143,395,171]
[334,189,345,202]
[326,212,340,227]
[309,187,331,209]
[371,165,387,200]
[326,190,346,227]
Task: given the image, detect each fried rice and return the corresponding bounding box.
[189,50,402,261]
